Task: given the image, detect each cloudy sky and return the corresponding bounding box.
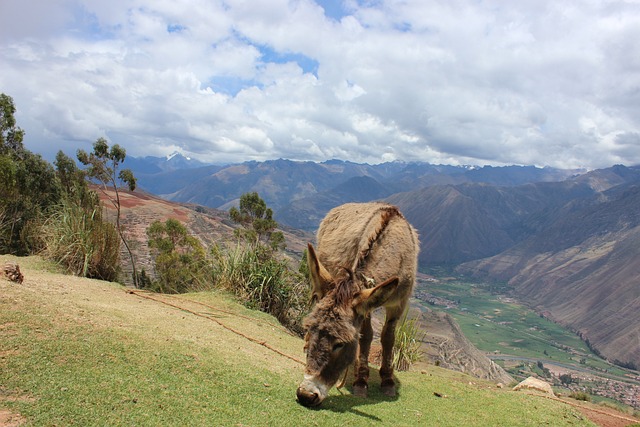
[1,0,639,169]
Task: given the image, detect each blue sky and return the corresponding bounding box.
[1,0,639,169]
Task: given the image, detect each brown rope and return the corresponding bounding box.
[162,292,298,337]
[128,290,305,366]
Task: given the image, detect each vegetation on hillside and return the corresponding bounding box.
[0,94,61,255]
[229,191,285,250]
[135,191,307,332]
[0,93,123,281]
[393,312,424,371]
[418,276,640,409]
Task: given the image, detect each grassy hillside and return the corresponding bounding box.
[0,256,613,426]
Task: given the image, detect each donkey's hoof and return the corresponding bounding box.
[381,379,396,397]
[352,384,368,398]
[381,385,396,397]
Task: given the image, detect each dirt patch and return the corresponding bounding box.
[0,390,32,427]
[0,409,26,427]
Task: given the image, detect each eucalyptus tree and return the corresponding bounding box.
[77,138,139,286]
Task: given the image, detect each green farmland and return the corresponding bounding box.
[415,276,631,379]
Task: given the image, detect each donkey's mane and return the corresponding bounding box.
[355,206,401,272]
[333,269,359,308]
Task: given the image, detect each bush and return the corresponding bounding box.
[0,151,61,255]
[569,391,591,402]
[145,219,208,294]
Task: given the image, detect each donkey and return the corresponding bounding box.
[296,202,419,407]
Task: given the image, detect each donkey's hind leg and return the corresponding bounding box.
[379,305,404,397]
[353,314,373,397]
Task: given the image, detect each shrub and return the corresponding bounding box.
[569,391,591,402]
[145,219,208,294]
[0,151,61,255]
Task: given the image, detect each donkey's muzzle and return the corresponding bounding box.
[296,387,322,407]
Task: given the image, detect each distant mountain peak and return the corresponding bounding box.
[166,151,192,162]
[127,152,209,177]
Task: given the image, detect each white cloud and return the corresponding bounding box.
[0,0,639,168]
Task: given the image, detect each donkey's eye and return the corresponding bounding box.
[332,342,345,352]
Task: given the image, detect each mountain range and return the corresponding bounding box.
[127,154,640,369]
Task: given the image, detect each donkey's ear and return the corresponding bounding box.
[352,277,399,316]
[307,243,333,304]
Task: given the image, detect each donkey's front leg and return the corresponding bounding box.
[379,308,402,397]
[353,315,373,397]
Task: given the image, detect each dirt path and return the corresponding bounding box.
[574,404,639,427]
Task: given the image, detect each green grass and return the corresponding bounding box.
[0,256,597,426]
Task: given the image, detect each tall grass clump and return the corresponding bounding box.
[210,242,307,334]
[39,199,120,281]
[393,312,424,371]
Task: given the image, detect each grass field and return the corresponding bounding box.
[0,255,604,426]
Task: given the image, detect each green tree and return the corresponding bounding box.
[0,93,25,153]
[229,192,285,251]
[77,138,138,286]
[0,94,61,254]
[559,374,576,386]
[54,150,99,209]
[0,153,61,254]
[146,218,207,293]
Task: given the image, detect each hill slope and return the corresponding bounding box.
[2,256,628,426]
[97,188,312,282]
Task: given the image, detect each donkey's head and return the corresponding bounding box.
[296,244,399,407]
